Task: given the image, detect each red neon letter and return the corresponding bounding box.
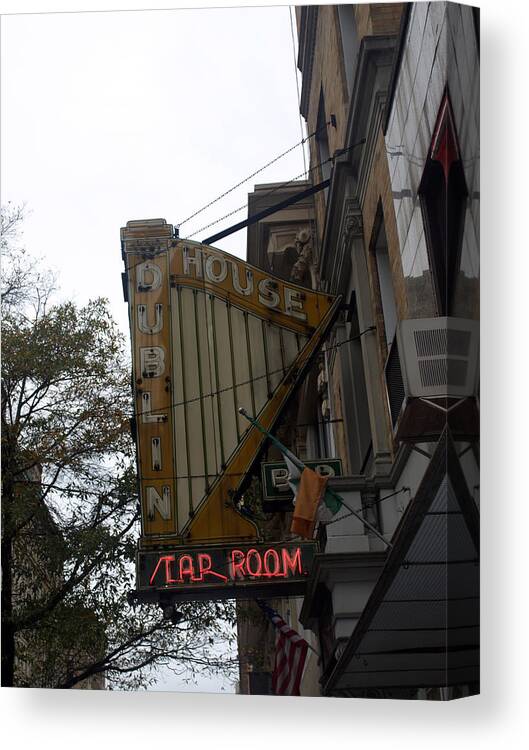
[198,553,228,582]
[178,554,198,582]
[230,549,246,579]
[282,547,302,577]
[263,548,284,577]
[149,555,175,586]
[245,549,263,577]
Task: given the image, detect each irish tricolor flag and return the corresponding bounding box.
[237,407,343,540]
[238,409,390,549]
[283,454,342,538]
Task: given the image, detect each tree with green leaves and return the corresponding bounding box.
[1,205,237,689]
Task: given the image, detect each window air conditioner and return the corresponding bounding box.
[396,317,479,400]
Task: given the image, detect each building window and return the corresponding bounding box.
[372,206,398,349]
[315,89,331,200]
[340,292,372,474]
[472,7,480,55]
[371,206,404,428]
[317,586,335,673]
[418,92,468,316]
[337,4,359,96]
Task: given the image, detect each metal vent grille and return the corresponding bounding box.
[448,358,469,387]
[448,329,471,357]
[418,358,469,388]
[385,337,405,426]
[414,327,472,358]
[397,317,478,399]
[414,327,446,357]
[418,358,447,388]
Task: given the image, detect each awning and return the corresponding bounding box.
[324,428,479,695]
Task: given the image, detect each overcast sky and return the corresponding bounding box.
[1,2,307,337]
[1,0,308,693]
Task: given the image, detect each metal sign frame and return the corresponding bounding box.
[261,458,343,511]
[121,219,342,550]
[132,541,318,602]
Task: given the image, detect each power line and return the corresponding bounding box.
[130,326,375,421]
[322,487,411,529]
[289,5,307,175]
[121,164,315,280]
[182,139,365,239]
[183,162,313,238]
[122,138,365,280]
[175,121,331,231]
[202,178,329,246]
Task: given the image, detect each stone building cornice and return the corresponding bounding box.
[297,5,319,119]
[317,35,398,297]
[343,35,397,203]
[300,551,388,630]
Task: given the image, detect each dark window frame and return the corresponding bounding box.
[418,90,468,316]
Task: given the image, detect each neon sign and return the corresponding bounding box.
[136,542,316,601]
[121,219,341,549]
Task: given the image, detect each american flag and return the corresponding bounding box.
[257,600,309,696]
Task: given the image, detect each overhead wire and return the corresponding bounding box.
[175,120,331,231]
[121,131,373,503]
[183,159,321,238]
[182,139,365,239]
[321,487,410,529]
[121,137,365,281]
[129,326,375,421]
[289,5,307,175]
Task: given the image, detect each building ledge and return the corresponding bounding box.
[300,550,387,630]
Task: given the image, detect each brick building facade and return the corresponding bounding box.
[238,3,479,700]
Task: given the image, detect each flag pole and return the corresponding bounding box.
[256,599,321,663]
[238,407,304,470]
[238,408,392,549]
[325,486,392,549]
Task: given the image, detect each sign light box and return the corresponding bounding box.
[121,219,341,550]
[135,542,317,601]
[261,458,343,511]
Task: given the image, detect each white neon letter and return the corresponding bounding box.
[146,485,171,521]
[183,246,203,278]
[205,254,228,283]
[258,278,280,309]
[271,468,290,492]
[140,346,165,378]
[284,287,307,321]
[231,263,253,296]
[140,392,167,424]
[137,303,163,335]
[137,262,162,293]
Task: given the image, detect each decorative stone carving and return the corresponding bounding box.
[326,199,363,295]
[316,358,327,396]
[290,227,320,289]
[317,358,331,420]
[343,199,363,243]
[266,224,319,289]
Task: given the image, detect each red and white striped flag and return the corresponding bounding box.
[257,600,309,696]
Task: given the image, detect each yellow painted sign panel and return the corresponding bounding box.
[121,219,341,548]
